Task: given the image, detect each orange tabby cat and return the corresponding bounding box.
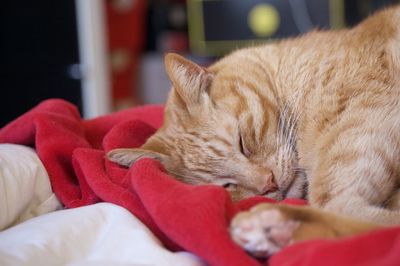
[108,6,400,257]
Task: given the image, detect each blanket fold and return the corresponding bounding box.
[1,98,399,266]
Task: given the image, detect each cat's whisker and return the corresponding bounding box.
[274,90,305,194]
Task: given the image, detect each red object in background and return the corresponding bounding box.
[105,0,147,107]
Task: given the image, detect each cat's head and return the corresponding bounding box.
[108,53,306,201]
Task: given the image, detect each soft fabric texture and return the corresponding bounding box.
[0,203,206,266]
[0,98,399,266]
[0,144,61,230]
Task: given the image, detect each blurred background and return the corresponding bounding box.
[0,0,399,126]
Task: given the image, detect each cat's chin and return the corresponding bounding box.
[284,173,308,200]
[263,174,308,201]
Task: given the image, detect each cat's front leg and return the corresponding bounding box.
[230,203,381,258]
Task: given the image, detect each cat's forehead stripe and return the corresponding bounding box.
[228,76,275,136]
[236,82,266,141]
[226,83,249,117]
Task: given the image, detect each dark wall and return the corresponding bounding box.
[0,0,82,127]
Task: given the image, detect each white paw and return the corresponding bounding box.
[230,209,299,258]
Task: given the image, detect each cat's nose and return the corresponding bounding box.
[259,173,278,194]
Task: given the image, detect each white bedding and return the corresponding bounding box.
[0,144,206,266]
[0,144,61,230]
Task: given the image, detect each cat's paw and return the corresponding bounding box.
[230,204,300,258]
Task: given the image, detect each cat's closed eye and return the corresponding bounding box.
[239,133,251,157]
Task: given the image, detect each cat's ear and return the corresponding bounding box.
[165,53,213,106]
[107,148,166,167]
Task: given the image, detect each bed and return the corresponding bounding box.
[0,99,399,266]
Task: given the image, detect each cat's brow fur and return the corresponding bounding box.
[109,6,400,225]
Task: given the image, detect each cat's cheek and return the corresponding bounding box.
[228,190,242,202]
[227,188,246,202]
[264,191,283,201]
[231,187,259,201]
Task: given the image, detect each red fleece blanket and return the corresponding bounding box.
[1,99,399,266]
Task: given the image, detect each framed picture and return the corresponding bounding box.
[187,0,344,56]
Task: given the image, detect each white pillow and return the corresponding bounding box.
[0,144,61,230]
[0,203,206,266]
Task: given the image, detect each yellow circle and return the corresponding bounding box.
[248,4,280,37]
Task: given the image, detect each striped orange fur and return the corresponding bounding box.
[108,6,400,230]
